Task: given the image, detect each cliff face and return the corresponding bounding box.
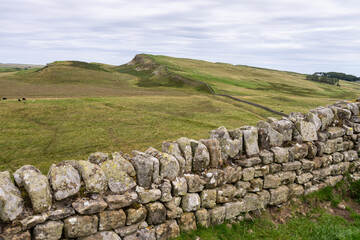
[1,98,360,239]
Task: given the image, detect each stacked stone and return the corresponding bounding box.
[1,98,360,239]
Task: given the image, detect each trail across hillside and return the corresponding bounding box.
[167,68,289,117]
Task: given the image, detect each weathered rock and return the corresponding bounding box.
[79,231,121,240]
[330,163,348,175]
[306,142,318,159]
[136,187,161,204]
[13,166,52,214]
[21,213,48,230]
[278,171,296,184]
[241,126,259,156]
[76,160,107,193]
[294,121,318,141]
[327,127,346,139]
[282,161,302,171]
[203,169,226,188]
[0,231,31,240]
[64,215,98,238]
[130,154,154,188]
[312,167,331,183]
[257,190,271,208]
[0,171,23,222]
[115,221,148,237]
[343,150,358,161]
[263,174,281,189]
[209,206,225,225]
[125,228,156,240]
[195,209,210,227]
[224,166,242,183]
[100,159,135,193]
[146,202,166,225]
[177,137,193,173]
[296,173,313,184]
[200,139,223,168]
[164,197,183,219]
[184,174,205,192]
[273,120,293,142]
[257,121,284,148]
[49,164,81,200]
[88,152,109,164]
[270,147,289,163]
[178,212,197,232]
[112,153,137,176]
[155,220,180,240]
[99,210,126,230]
[225,201,244,219]
[104,192,138,210]
[126,206,147,226]
[72,197,107,215]
[200,189,217,208]
[288,184,305,197]
[132,151,160,185]
[172,177,188,196]
[235,181,251,197]
[162,141,186,174]
[259,150,274,164]
[269,186,289,205]
[33,220,63,240]
[236,157,261,168]
[157,152,180,180]
[269,163,282,173]
[332,152,345,163]
[316,108,334,130]
[254,165,269,177]
[242,167,255,181]
[160,180,172,202]
[325,175,343,187]
[293,143,308,159]
[210,126,231,139]
[305,112,322,131]
[182,193,201,212]
[190,140,210,172]
[216,184,237,203]
[49,205,75,220]
[243,193,259,212]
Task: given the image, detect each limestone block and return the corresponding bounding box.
[76,160,108,193]
[269,186,289,205]
[178,212,197,232]
[195,208,210,227]
[146,202,166,225]
[64,215,98,238]
[0,171,23,222]
[209,206,225,225]
[104,192,138,210]
[72,197,107,215]
[182,193,201,212]
[33,220,64,240]
[200,138,223,167]
[241,126,259,156]
[99,210,126,230]
[190,140,210,172]
[13,166,52,213]
[200,189,217,209]
[177,137,193,173]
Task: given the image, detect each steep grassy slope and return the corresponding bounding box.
[148,55,360,113]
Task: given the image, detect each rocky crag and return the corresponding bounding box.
[1,98,360,240]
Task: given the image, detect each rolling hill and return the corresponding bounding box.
[0,54,359,172]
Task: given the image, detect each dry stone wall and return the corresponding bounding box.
[2,98,360,239]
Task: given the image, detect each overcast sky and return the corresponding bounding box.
[1,0,360,75]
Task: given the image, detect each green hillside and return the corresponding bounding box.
[0,54,359,172]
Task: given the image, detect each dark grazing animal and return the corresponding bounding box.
[2,98,6,100]
[18,99,21,102]
[22,97,26,101]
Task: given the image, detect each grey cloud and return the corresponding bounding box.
[1,0,360,75]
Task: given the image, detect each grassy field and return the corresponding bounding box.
[0,54,359,173]
[177,179,360,240]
